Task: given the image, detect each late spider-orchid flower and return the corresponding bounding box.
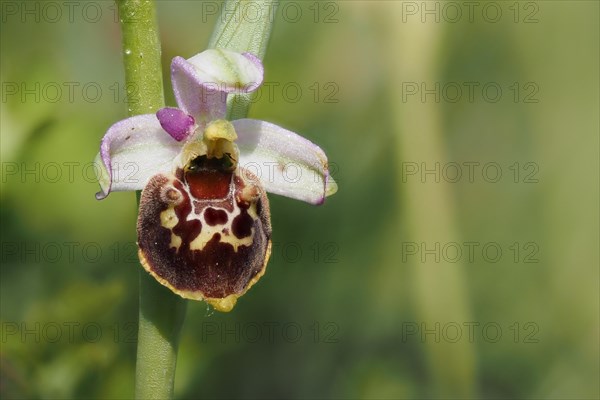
[94,49,337,311]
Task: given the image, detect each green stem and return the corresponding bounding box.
[136,262,187,399]
[116,1,187,399]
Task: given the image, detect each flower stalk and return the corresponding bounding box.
[115,0,187,399]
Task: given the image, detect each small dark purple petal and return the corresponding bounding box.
[156,107,195,142]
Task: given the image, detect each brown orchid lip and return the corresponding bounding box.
[136,166,272,312]
[138,241,272,312]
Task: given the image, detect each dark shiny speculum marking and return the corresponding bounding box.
[171,180,201,251]
[232,208,254,239]
[204,207,228,225]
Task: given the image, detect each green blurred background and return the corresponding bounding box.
[1,0,598,398]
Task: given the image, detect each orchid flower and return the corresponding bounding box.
[94,49,337,312]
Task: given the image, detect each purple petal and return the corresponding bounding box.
[233,119,338,205]
[171,49,264,126]
[95,114,183,199]
[156,107,195,141]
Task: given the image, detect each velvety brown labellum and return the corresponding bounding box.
[137,160,272,312]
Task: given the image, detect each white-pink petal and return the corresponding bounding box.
[233,119,337,205]
[95,114,183,199]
